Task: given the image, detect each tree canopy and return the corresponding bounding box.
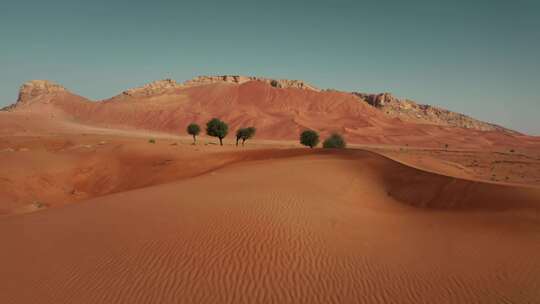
[187,123,201,143]
[322,133,346,149]
[300,130,320,148]
[236,127,256,146]
[206,118,229,146]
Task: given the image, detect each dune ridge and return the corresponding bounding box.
[1,150,539,303]
[2,130,539,216]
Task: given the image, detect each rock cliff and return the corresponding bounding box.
[17,80,67,103]
[353,92,517,134]
[121,79,182,97]
[183,75,320,91]
[2,76,518,135]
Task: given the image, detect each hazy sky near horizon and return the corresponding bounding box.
[1,0,539,134]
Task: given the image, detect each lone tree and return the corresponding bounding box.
[236,127,256,146]
[323,133,346,149]
[300,130,320,148]
[186,123,201,144]
[206,118,229,146]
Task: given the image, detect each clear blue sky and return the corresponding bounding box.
[1,0,539,134]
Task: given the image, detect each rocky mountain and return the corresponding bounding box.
[1,75,530,148]
[179,76,516,134]
[121,79,183,97]
[2,79,90,112]
[183,75,320,91]
[17,80,67,103]
[1,80,71,111]
[109,75,319,99]
[352,92,518,134]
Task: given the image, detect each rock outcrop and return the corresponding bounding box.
[17,80,67,103]
[183,75,320,91]
[121,79,182,97]
[0,104,15,111]
[353,92,517,134]
[2,76,519,135]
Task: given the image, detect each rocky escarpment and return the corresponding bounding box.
[0,103,16,111]
[17,80,67,103]
[353,92,517,134]
[183,75,320,91]
[1,80,68,111]
[121,79,183,97]
[1,76,519,135]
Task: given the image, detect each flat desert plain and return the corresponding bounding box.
[1,114,540,304]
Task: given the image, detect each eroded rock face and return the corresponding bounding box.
[353,92,517,133]
[354,93,398,108]
[3,77,518,135]
[183,75,320,91]
[17,80,67,103]
[121,79,182,97]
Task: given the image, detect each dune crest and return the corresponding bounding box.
[1,150,539,303]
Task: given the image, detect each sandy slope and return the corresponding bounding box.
[0,130,300,214]
[3,124,539,215]
[6,81,540,150]
[1,107,540,303]
[1,150,539,304]
[373,146,540,187]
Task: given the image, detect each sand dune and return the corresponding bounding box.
[1,149,539,303]
[2,91,540,303]
[0,131,304,214]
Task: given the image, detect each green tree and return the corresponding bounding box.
[206,118,229,146]
[236,127,256,146]
[300,130,320,148]
[186,123,201,144]
[322,133,346,149]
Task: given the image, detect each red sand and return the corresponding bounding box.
[1,82,540,303]
[1,149,539,303]
[7,81,540,150]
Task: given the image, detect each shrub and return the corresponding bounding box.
[300,130,320,148]
[206,118,229,146]
[187,123,201,144]
[149,138,156,144]
[236,127,256,146]
[323,133,346,149]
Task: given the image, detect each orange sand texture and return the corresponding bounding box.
[1,81,540,303]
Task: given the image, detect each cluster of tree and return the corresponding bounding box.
[186,118,256,146]
[300,130,346,149]
[187,121,346,149]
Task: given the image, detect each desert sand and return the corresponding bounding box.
[1,143,540,303]
[1,79,540,303]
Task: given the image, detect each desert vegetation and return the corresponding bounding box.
[323,133,346,149]
[206,118,229,146]
[300,130,320,148]
[187,123,201,144]
[236,127,256,146]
